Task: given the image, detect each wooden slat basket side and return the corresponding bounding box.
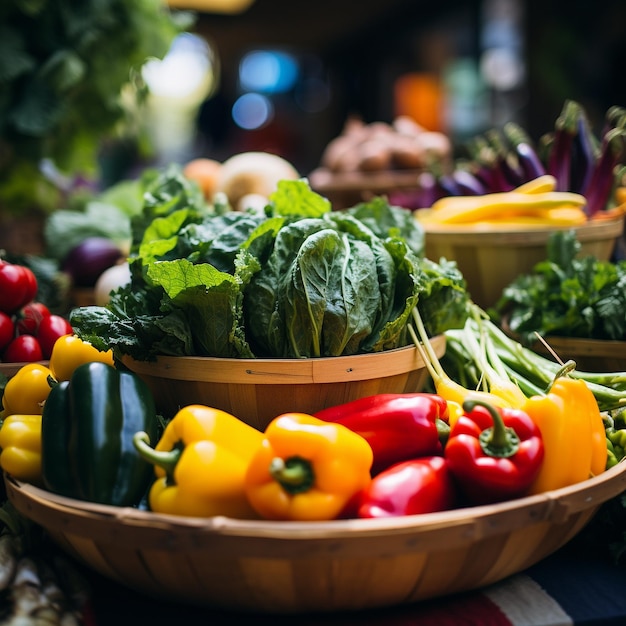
[5,460,626,613]
[122,340,445,427]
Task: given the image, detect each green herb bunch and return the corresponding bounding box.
[0,0,193,213]
[493,229,626,344]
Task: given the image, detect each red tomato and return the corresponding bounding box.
[16,302,51,336]
[0,311,15,351]
[20,265,38,304]
[37,314,73,359]
[0,261,37,314]
[2,334,43,363]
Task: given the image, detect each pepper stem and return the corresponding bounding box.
[462,399,520,458]
[269,456,315,495]
[133,431,182,486]
[436,418,450,446]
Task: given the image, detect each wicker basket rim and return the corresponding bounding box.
[6,460,626,543]
[121,338,445,385]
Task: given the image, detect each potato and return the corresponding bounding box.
[391,136,426,169]
[321,136,358,171]
[416,132,452,160]
[357,140,393,171]
[393,115,426,137]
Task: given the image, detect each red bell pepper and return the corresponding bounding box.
[356,456,457,518]
[445,399,544,505]
[314,393,450,475]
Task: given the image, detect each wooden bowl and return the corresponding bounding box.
[121,339,445,428]
[6,461,626,613]
[419,215,625,310]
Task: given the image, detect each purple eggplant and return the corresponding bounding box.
[485,128,525,188]
[466,138,513,193]
[437,173,463,197]
[547,100,582,191]
[502,122,546,182]
[391,171,445,209]
[450,168,487,195]
[570,108,600,196]
[584,127,626,216]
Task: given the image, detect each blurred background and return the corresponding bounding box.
[133,0,626,176]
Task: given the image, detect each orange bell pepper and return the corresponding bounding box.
[524,365,607,494]
[244,413,373,521]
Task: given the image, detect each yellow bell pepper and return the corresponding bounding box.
[133,404,264,519]
[0,414,42,484]
[524,366,607,494]
[48,334,114,382]
[1,363,54,417]
[244,412,373,521]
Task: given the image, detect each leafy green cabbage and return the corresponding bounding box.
[71,169,469,360]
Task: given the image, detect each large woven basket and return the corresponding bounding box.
[121,339,445,428]
[6,462,626,614]
[420,215,625,309]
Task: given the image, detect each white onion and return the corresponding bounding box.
[94,262,132,306]
[215,152,299,208]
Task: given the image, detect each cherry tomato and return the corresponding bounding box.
[2,334,43,363]
[16,302,51,335]
[0,311,15,351]
[36,314,73,359]
[0,261,37,314]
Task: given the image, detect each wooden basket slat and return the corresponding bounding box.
[452,533,510,591]
[484,521,551,583]
[139,551,210,598]
[52,532,121,581]
[412,547,467,599]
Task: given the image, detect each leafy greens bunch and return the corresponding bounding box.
[494,230,626,344]
[71,167,469,361]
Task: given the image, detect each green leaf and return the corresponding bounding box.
[346,196,425,256]
[146,259,254,358]
[269,179,331,217]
